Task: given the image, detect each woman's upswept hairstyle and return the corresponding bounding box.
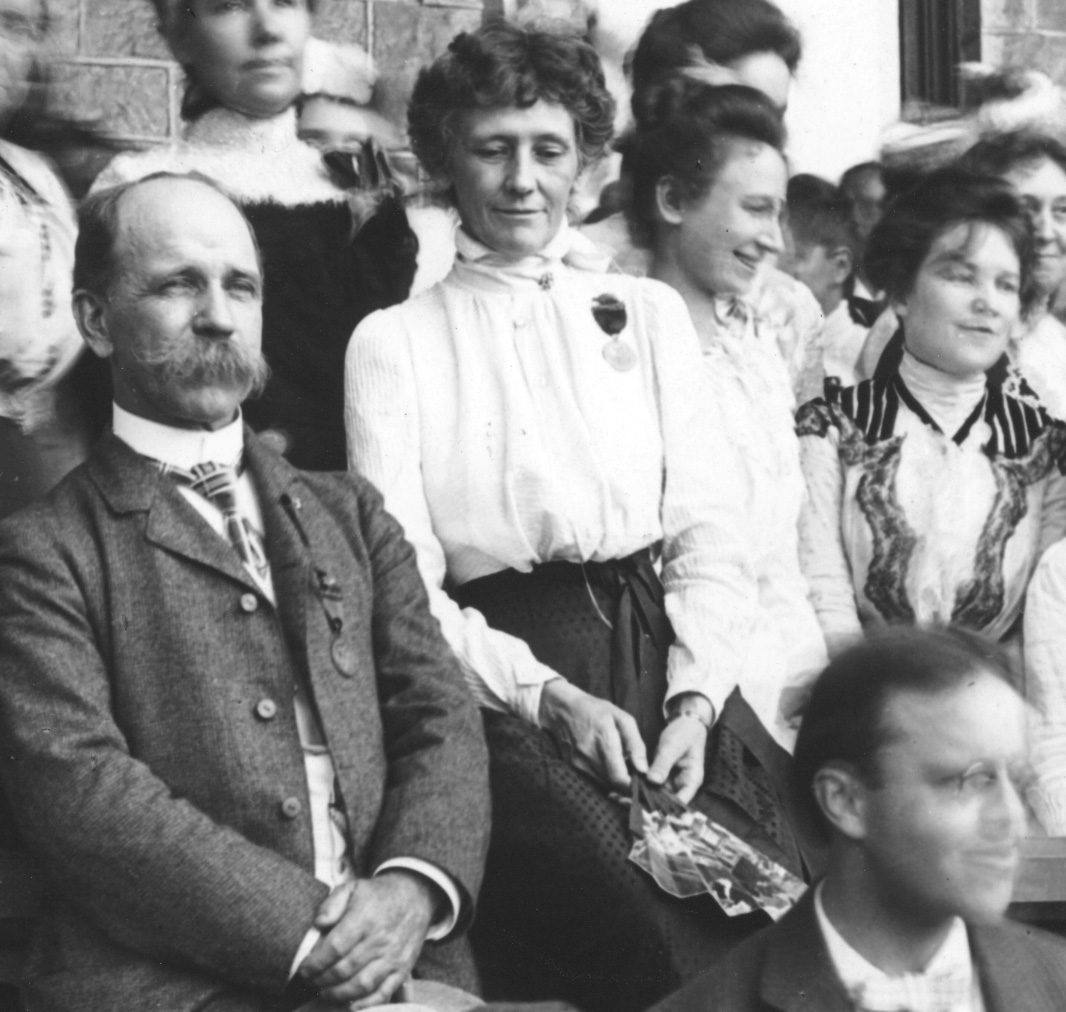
[619,81,785,249]
[629,0,800,126]
[864,165,1036,313]
[958,129,1066,184]
[407,21,615,183]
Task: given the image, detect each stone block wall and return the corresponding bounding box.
[983,0,1066,82]
[47,0,484,146]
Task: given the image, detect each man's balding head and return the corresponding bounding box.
[73,174,268,431]
[74,173,261,299]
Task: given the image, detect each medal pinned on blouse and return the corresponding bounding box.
[592,294,635,372]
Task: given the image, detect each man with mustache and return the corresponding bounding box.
[0,173,490,1012]
[647,627,1066,1012]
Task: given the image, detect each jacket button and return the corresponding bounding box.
[280,796,302,820]
[240,593,259,613]
[255,698,278,721]
[331,640,357,678]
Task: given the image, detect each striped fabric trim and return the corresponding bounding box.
[825,374,1052,460]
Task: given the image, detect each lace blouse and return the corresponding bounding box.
[696,297,827,750]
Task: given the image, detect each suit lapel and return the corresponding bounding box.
[760,890,856,1012]
[243,431,311,658]
[89,433,259,592]
[969,923,1065,1012]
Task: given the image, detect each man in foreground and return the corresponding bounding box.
[0,173,489,1012]
[649,626,1066,1012]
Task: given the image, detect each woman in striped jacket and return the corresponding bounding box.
[796,166,1066,657]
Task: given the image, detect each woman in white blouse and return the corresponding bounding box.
[618,80,828,754]
[347,22,783,1012]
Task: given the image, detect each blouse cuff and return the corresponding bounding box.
[514,676,561,728]
[664,673,729,729]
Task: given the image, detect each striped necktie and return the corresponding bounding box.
[160,459,270,583]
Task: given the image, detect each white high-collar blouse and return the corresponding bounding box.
[696,300,828,750]
[93,106,344,206]
[346,225,759,727]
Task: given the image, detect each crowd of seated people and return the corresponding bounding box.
[5,0,1066,1011]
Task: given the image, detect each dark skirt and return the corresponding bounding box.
[455,553,809,1012]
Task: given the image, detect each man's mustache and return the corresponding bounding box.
[133,336,270,399]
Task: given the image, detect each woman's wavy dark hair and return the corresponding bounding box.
[629,0,800,127]
[864,166,1037,314]
[958,129,1066,185]
[619,81,785,250]
[407,21,615,185]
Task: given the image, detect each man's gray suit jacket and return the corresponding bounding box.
[0,429,490,1011]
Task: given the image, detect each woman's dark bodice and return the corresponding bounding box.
[241,196,416,470]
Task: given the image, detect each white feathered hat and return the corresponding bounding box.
[302,37,377,106]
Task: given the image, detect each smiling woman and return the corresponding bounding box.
[795,167,1066,657]
[581,0,827,405]
[346,21,783,1012]
[92,0,417,471]
[619,80,828,757]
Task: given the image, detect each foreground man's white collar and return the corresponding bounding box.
[113,403,244,471]
[813,881,974,998]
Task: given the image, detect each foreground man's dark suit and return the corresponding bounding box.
[646,889,1066,1012]
[0,430,489,1011]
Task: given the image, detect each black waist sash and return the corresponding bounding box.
[454,551,818,877]
[453,549,670,749]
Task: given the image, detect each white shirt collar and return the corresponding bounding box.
[112,403,245,471]
[813,881,974,996]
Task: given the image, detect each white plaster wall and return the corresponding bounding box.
[777,0,902,182]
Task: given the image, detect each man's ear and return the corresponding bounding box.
[813,763,869,842]
[72,290,114,360]
[830,246,853,287]
[655,177,685,226]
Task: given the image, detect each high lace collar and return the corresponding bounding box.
[898,349,987,438]
[453,222,613,291]
[185,106,302,156]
